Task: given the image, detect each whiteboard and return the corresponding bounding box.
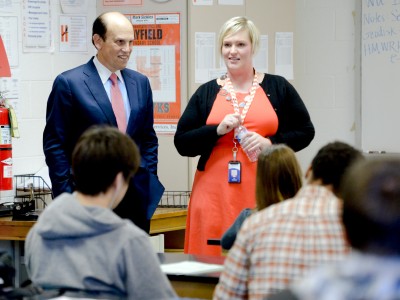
[361,0,400,152]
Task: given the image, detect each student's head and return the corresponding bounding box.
[256,144,303,210]
[72,125,140,196]
[341,158,400,256]
[218,16,260,56]
[309,141,363,196]
[92,12,134,72]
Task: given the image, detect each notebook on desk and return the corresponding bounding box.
[161,261,224,275]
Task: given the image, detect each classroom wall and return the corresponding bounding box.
[294,0,358,171]
[0,0,359,202]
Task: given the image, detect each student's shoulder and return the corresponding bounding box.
[246,198,297,225]
[239,208,253,218]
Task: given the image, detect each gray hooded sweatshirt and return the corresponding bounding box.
[25,193,177,300]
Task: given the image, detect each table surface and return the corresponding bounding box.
[158,252,225,283]
[0,207,187,240]
[158,252,225,299]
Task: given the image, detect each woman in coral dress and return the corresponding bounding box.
[174,16,314,256]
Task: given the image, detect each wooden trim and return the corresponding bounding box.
[150,208,187,234]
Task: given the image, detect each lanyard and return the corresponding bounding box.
[224,72,258,125]
[224,72,259,162]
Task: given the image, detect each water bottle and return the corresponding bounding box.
[235,126,261,162]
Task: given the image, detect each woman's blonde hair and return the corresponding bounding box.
[218,16,260,55]
[255,144,303,210]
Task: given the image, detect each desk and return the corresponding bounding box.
[0,219,34,240]
[150,207,187,234]
[0,207,187,240]
[158,252,225,300]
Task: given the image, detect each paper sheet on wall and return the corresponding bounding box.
[193,0,213,5]
[0,68,21,121]
[218,0,244,5]
[0,0,17,13]
[130,45,176,103]
[195,32,215,83]
[253,35,268,74]
[103,0,142,5]
[161,261,224,275]
[275,32,293,80]
[60,0,89,14]
[59,15,88,52]
[22,0,52,52]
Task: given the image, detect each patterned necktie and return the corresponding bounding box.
[109,73,127,132]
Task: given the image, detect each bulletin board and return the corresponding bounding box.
[126,13,181,134]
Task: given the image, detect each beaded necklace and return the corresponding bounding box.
[224,72,258,124]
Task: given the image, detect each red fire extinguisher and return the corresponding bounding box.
[0,107,12,190]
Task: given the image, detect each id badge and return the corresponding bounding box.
[228,161,241,183]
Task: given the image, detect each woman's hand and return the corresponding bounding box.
[239,131,272,152]
[217,113,241,135]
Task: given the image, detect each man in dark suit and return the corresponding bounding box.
[43,11,163,233]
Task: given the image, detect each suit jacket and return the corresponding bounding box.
[43,57,164,222]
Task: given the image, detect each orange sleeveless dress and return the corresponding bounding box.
[184,83,279,256]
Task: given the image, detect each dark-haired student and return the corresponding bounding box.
[26,126,176,299]
[214,141,364,300]
[269,157,400,300]
[220,144,303,250]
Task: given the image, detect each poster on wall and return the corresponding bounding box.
[59,15,88,52]
[126,13,181,135]
[22,0,52,53]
